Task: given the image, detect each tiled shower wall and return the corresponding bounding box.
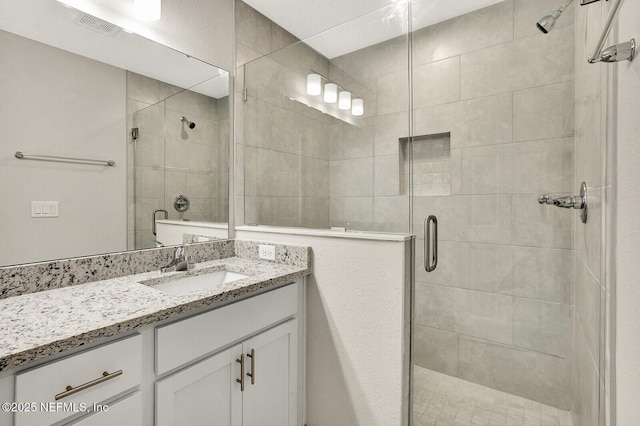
[572,1,610,425]
[127,72,229,249]
[407,0,575,409]
[326,0,577,408]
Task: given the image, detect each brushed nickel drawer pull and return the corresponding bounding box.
[246,349,255,385]
[236,355,245,392]
[55,370,123,400]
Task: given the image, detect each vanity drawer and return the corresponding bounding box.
[15,334,142,426]
[156,283,297,375]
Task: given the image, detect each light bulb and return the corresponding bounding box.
[307,74,322,96]
[338,91,351,110]
[324,83,337,103]
[352,98,364,116]
[134,0,161,21]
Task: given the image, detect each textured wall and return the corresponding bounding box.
[235,228,410,426]
[613,1,640,424]
[0,30,127,266]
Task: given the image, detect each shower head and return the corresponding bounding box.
[180,116,196,129]
[537,0,573,34]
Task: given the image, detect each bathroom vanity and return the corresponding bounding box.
[0,240,309,426]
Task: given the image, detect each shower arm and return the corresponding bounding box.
[588,0,635,63]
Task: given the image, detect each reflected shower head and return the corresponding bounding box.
[537,0,573,34]
[180,116,196,129]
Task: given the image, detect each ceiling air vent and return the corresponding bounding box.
[72,13,122,37]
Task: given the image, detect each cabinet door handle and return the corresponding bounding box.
[246,349,255,385]
[55,370,123,400]
[236,355,245,392]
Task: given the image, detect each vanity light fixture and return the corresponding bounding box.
[324,83,338,103]
[338,91,352,110]
[306,74,322,96]
[351,98,364,116]
[134,0,161,21]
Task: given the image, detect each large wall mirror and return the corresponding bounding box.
[0,0,230,267]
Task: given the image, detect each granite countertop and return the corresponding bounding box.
[0,256,309,372]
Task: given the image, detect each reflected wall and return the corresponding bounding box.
[129,74,230,249]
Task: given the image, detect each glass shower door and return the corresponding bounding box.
[409,0,580,423]
[132,99,167,250]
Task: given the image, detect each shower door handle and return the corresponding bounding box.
[424,216,438,272]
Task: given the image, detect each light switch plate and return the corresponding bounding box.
[31,201,59,218]
[258,244,276,261]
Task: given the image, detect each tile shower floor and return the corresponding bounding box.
[412,366,573,426]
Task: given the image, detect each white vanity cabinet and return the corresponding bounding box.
[156,320,297,426]
[14,334,143,426]
[155,345,243,426]
[1,279,304,426]
[68,392,143,426]
[155,283,301,426]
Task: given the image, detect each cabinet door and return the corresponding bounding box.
[65,392,142,426]
[242,320,298,426]
[156,345,243,426]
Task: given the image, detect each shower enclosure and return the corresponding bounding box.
[129,72,230,249]
[236,0,609,424]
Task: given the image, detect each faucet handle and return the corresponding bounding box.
[175,246,185,258]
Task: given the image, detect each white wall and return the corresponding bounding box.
[58,0,235,72]
[156,221,229,246]
[0,31,127,266]
[614,2,640,423]
[235,227,411,426]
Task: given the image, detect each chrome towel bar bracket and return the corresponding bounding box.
[539,181,588,224]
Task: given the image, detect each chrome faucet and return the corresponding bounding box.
[161,246,193,273]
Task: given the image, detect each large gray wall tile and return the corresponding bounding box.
[414,242,572,304]
[330,158,374,197]
[458,338,569,409]
[514,81,575,142]
[513,298,571,357]
[413,325,458,376]
[413,57,461,109]
[461,26,574,99]
[415,283,514,345]
[412,1,514,64]
[511,194,572,249]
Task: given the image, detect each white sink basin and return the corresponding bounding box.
[143,270,249,296]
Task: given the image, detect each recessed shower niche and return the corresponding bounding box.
[400,133,451,196]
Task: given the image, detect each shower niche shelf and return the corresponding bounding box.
[400,132,451,197]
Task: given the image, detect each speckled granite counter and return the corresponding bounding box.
[0,241,311,372]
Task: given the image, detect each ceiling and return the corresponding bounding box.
[0,0,229,98]
[243,0,504,58]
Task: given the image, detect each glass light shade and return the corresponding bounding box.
[338,91,351,110]
[307,74,322,96]
[352,98,364,116]
[134,0,161,20]
[324,83,338,103]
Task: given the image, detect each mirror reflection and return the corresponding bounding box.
[0,0,230,267]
